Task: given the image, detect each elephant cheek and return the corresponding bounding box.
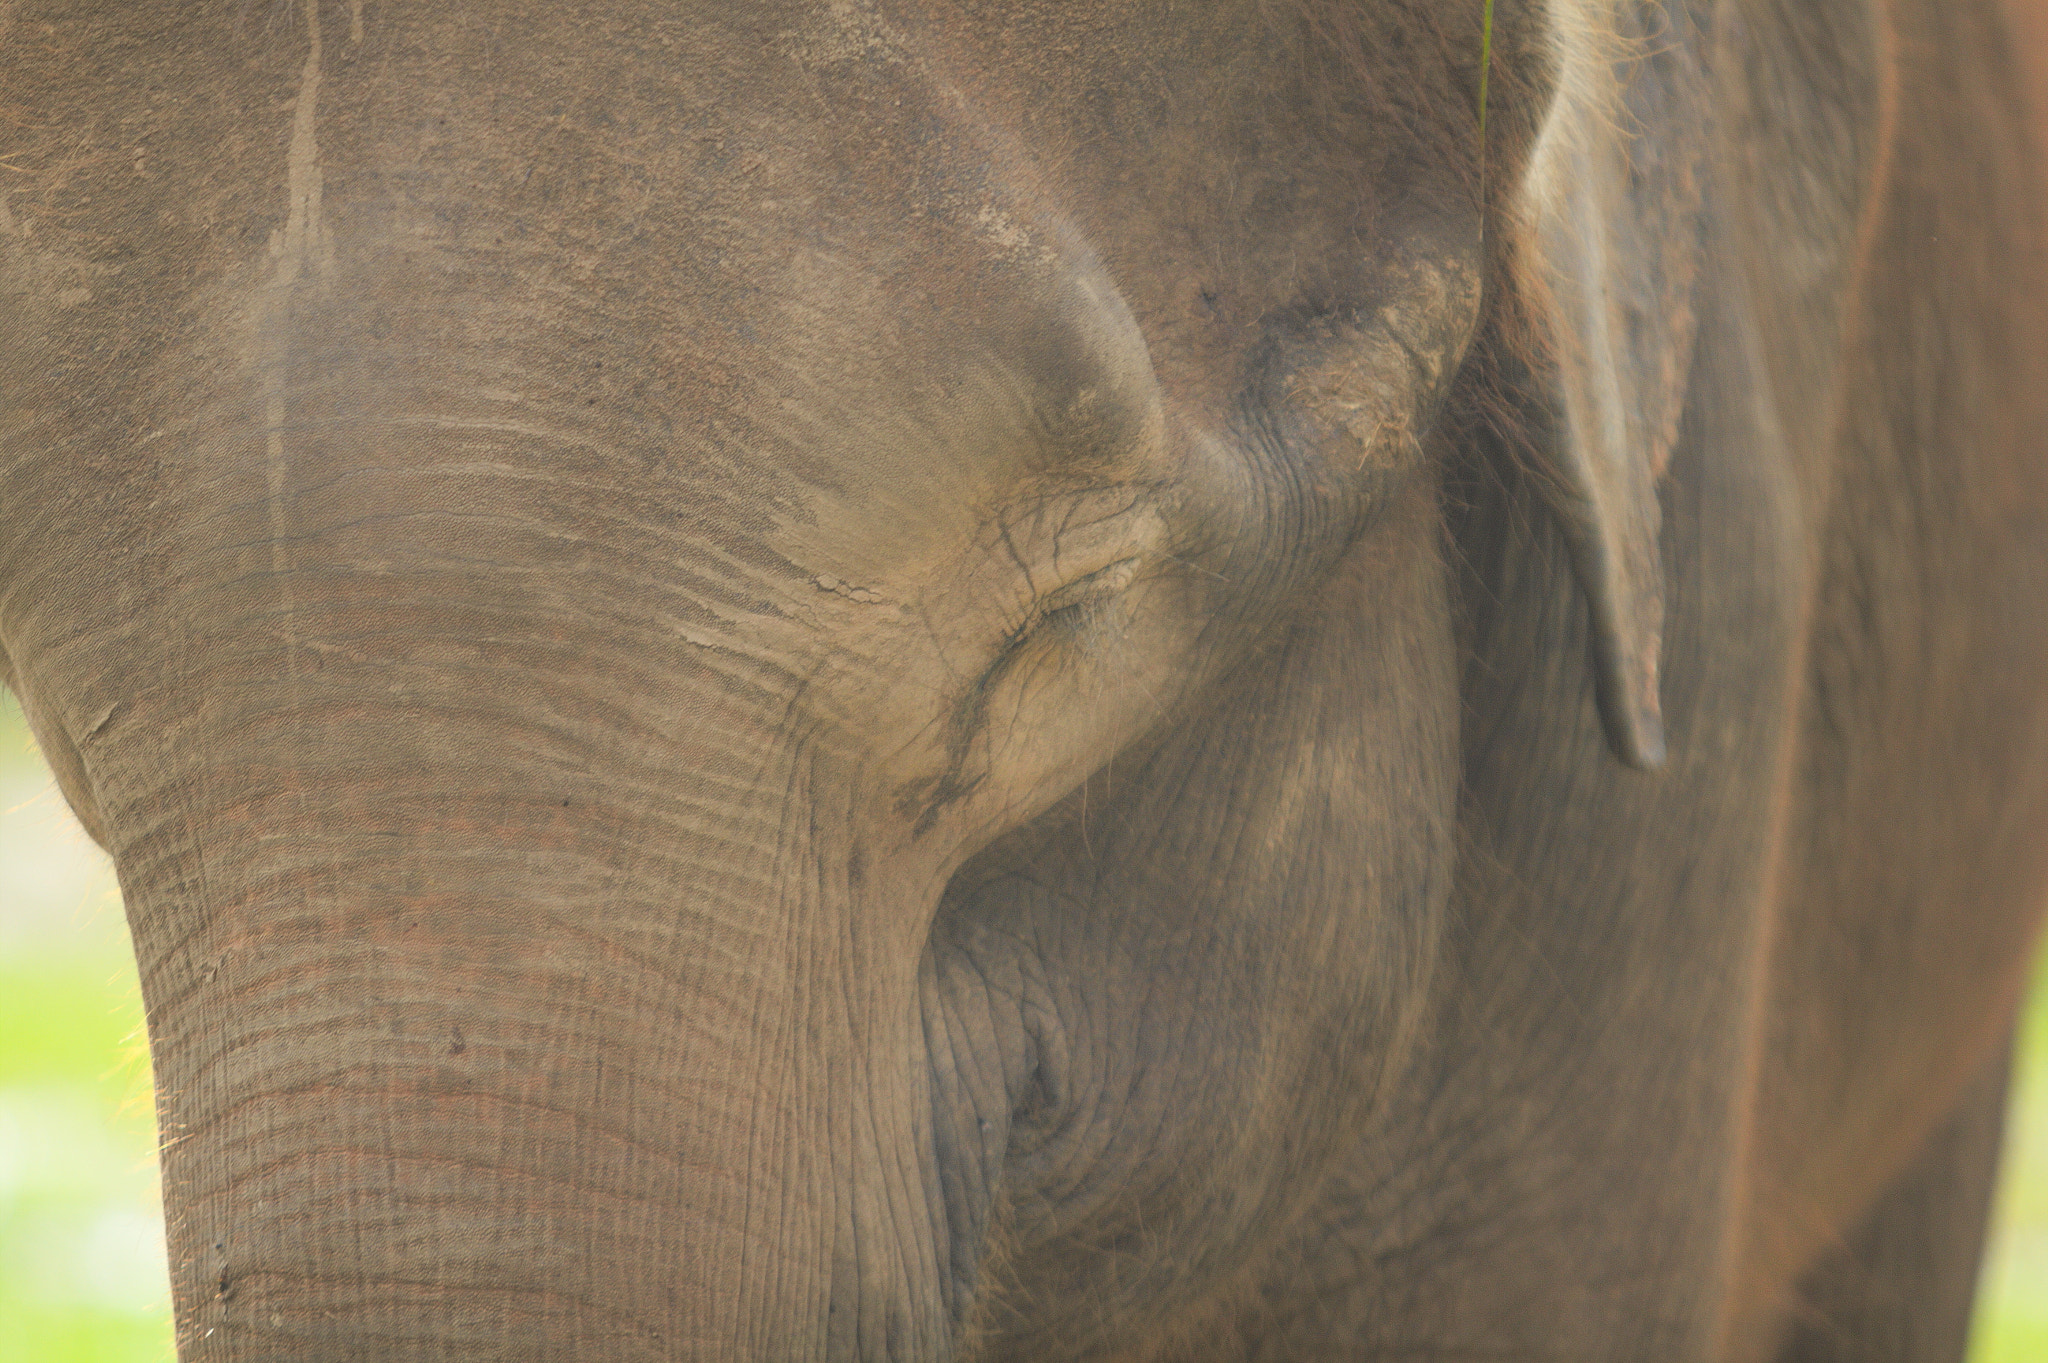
[108,733,967,1361]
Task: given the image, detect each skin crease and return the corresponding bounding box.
[0,1,2045,1361]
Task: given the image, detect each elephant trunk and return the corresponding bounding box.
[106,653,958,1361]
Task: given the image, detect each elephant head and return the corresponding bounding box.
[0,0,1860,1359]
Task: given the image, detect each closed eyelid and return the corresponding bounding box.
[1035,557,1141,615]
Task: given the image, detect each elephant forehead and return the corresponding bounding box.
[0,3,1190,625]
[0,0,1486,685]
[233,1,1162,501]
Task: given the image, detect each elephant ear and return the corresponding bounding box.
[1517,0,1710,769]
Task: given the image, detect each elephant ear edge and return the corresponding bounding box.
[1515,0,1711,770]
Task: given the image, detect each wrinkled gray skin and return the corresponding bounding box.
[4,1,2047,1360]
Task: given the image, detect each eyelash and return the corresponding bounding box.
[1024,557,1140,639]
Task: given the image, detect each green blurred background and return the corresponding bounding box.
[2,690,2043,1361]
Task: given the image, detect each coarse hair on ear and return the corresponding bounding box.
[1512,0,1711,769]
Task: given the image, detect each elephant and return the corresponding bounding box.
[3,0,2046,1359]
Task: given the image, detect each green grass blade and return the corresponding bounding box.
[1478,0,1495,143]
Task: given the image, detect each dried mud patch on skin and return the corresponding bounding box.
[815,574,889,604]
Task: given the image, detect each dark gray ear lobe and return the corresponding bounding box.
[1518,2,1710,769]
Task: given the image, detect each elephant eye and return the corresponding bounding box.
[1028,556,1141,637]
[973,490,1165,655]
